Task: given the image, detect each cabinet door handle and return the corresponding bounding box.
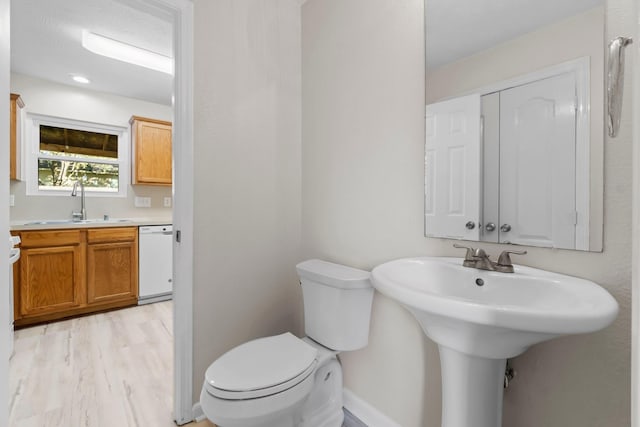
[485,222,496,232]
[500,224,512,232]
[465,221,476,230]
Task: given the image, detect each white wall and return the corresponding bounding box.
[9,73,173,221]
[302,1,436,425]
[191,0,302,401]
[302,1,632,427]
[426,7,604,106]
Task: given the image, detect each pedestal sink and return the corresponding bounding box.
[371,257,618,427]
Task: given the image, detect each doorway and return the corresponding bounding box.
[4,0,194,424]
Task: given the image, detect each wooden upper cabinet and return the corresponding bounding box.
[10,93,24,181]
[130,116,172,185]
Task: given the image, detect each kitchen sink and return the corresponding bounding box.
[24,218,133,225]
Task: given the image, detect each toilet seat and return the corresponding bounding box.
[204,332,318,400]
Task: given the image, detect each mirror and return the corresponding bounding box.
[424,0,604,251]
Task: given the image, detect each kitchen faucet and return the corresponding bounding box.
[71,181,86,221]
[453,244,526,273]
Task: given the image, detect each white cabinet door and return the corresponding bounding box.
[425,94,481,240]
[499,73,577,249]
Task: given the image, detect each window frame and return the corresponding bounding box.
[25,113,129,197]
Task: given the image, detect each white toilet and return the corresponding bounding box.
[200,259,374,427]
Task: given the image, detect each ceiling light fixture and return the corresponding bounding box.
[71,75,91,84]
[81,30,173,75]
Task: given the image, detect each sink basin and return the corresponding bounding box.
[371,256,618,427]
[24,220,79,225]
[24,219,132,226]
[372,257,618,357]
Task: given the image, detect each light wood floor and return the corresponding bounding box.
[190,421,215,427]
[9,301,178,427]
[7,301,363,427]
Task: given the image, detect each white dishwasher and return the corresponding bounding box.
[138,225,173,305]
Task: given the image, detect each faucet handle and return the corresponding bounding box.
[453,243,475,260]
[497,249,527,267]
[473,248,488,258]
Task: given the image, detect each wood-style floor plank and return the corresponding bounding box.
[9,301,176,427]
[9,301,359,427]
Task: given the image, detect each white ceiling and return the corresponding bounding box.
[11,0,174,105]
[426,0,604,70]
[12,0,604,101]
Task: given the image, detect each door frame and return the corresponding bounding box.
[138,0,195,423]
[24,0,194,425]
[0,0,195,425]
[1,0,11,425]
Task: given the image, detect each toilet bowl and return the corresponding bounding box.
[200,259,374,427]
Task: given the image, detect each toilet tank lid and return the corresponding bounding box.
[296,259,371,290]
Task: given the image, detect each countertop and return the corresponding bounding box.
[10,217,172,231]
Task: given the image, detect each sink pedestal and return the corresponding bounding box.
[439,347,506,427]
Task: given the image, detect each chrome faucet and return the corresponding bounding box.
[71,181,86,221]
[453,244,526,273]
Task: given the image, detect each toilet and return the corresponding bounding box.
[200,259,374,427]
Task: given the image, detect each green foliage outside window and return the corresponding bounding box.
[37,159,119,190]
[37,125,120,192]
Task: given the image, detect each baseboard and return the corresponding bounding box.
[193,390,398,426]
[192,402,206,422]
[342,388,401,427]
[138,292,173,305]
[344,408,368,427]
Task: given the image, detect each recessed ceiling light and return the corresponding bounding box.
[82,30,173,75]
[71,75,90,84]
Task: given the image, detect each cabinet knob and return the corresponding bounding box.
[465,221,476,230]
[485,222,496,232]
[500,224,512,232]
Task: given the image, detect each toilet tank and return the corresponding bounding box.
[296,259,374,351]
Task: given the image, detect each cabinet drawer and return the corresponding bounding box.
[87,227,137,244]
[19,230,82,248]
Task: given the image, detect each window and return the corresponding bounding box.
[26,114,129,197]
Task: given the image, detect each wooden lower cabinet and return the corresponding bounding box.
[87,228,138,304]
[19,239,84,317]
[13,227,139,327]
